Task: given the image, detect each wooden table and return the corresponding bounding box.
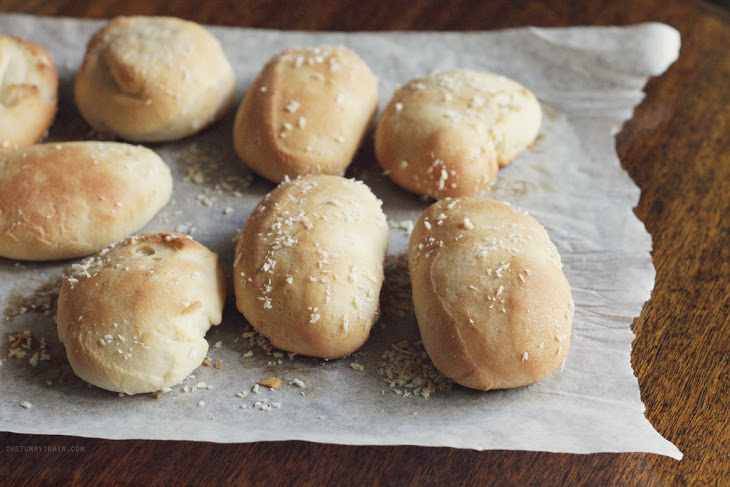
[1,1,727,485]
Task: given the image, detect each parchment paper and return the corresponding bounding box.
[0,15,682,459]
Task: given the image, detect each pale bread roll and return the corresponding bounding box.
[0,141,172,261]
[56,232,227,395]
[375,70,541,199]
[74,16,235,142]
[233,46,378,183]
[234,175,388,359]
[408,197,573,390]
[0,35,58,151]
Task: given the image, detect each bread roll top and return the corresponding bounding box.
[234,174,388,359]
[0,141,172,260]
[409,197,573,390]
[0,35,58,151]
[75,16,235,142]
[56,232,227,395]
[375,70,541,199]
[233,46,378,183]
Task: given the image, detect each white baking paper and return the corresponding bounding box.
[0,15,682,459]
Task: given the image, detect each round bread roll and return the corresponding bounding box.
[74,16,235,142]
[408,197,573,390]
[56,232,227,395]
[234,175,388,359]
[0,35,58,151]
[375,69,541,199]
[0,141,172,261]
[233,46,378,183]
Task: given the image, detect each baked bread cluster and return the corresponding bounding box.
[56,232,226,394]
[233,175,388,359]
[75,16,235,142]
[233,46,378,183]
[408,197,573,390]
[1,18,572,395]
[0,35,58,151]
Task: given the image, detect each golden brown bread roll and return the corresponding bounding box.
[74,16,235,142]
[408,197,573,390]
[233,175,388,359]
[0,141,172,261]
[0,35,58,151]
[56,232,227,394]
[375,69,541,199]
[233,46,378,183]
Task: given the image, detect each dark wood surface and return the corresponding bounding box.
[1,1,728,485]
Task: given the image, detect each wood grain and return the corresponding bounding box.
[0,1,728,485]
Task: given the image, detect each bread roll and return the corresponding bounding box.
[0,35,58,151]
[375,70,541,199]
[56,232,227,394]
[0,141,172,261]
[74,16,235,142]
[233,46,378,183]
[408,197,573,390]
[234,175,388,359]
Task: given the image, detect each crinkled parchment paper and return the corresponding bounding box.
[0,15,681,458]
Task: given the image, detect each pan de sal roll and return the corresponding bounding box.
[408,197,573,390]
[0,141,172,261]
[233,46,378,183]
[234,175,388,359]
[0,35,58,151]
[56,232,227,394]
[375,70,541,199]
[74,16,235,142]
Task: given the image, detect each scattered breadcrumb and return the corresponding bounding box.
[379,254,413,321]
[174,142,253,191]
[376,340,452,398]
[203,358,212,367]
[350,362,364,371]
[258,377,282,389]
[289,378,306,388]
[19,401,32,409]
[253,400,282,411]
[388,219,414,236]
[5,331,51,366]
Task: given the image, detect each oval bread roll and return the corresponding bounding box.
[0,141,172,261]
[56,232,227,394]
[375,70,541,199]
[234,175,388,359]
[233,46,378,183]
[0,35,58,151]
[408,197,573,390]
[75,16,235,142]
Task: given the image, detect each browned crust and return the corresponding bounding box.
[0,35,58,151]
[0,142,172,261]
[409,197,573,390]
[56,231,226,394]
[233,175,388,359]
[233,46,378,183]
[375,70,541,199]
[74,16,235,142]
